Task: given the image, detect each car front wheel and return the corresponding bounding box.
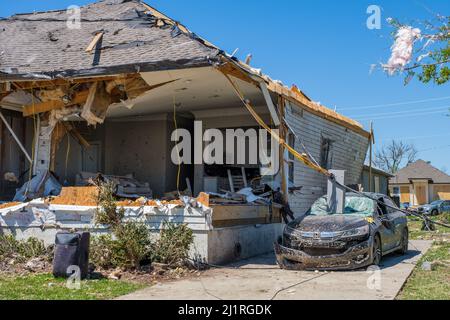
[372,235,382,266]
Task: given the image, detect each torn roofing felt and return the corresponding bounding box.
[0,0,220,80]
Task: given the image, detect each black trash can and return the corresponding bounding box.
[53,231,90,279]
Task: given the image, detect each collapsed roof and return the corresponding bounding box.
[0,0,369,138]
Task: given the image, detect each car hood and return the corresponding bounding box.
[289,215,369,232]
[419,205,432,210]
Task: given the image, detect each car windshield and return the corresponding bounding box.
[430,201,443,205]
[309,196,374,217]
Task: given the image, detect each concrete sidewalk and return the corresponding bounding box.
[117,240,432,300]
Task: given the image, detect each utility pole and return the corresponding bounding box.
[327,170,345,214]
[369,122,374,192]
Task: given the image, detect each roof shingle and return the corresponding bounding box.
[0,0,219,80]
[390,159,450,184]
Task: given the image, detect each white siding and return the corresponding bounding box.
[285,102,369,216]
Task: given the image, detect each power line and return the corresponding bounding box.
[418,144,450,153]
[355,109,449,121]
[338,96,450,111]
[378,132,450,142]
[350,104,450,119]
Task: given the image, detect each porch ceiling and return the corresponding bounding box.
[106,66,267,118]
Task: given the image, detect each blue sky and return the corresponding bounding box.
[1,0,449,171]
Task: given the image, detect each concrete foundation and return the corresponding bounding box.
[0,201,283,265]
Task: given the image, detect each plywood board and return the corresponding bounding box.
[433,185,450,200]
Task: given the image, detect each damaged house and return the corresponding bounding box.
[0,0,370,264]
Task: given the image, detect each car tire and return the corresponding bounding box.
[372,234,382,266]
[397,228,409,255]
[431,209,438,216]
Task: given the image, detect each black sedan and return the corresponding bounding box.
[275,192,409,271]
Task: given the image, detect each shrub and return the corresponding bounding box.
[113,222,152,269]
[151,222,194,267]
[92,182,194,270]
[0,235,49,263]
[93,182,151,270]
[94,181,124,227]
[90,234,116,269]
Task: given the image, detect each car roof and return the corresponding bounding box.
[345,192,386,199]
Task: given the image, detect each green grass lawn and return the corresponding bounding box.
[397,216,450,300]
[397,241,450,300]
[0,273,145,300]
[407,215,449,240]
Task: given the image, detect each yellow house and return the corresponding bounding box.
[389,160,450,206]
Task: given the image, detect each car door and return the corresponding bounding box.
[383,197,406,249]
[376,198,397,253]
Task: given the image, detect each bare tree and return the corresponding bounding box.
[374,140,417,174]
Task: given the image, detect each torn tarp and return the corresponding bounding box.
[13,171,62,202]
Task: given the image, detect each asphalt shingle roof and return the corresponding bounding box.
[0,0,219,80]
[390,159,450,184]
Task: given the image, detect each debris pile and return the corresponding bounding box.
[207,187,274,206]
[76,172,153,199]
[13,171,62,202]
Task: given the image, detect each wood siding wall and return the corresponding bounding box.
[285,102,369,216]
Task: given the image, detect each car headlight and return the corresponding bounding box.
[340,225,369,238]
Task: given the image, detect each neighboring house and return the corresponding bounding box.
[0,0,370,263]
[360,162,393,195]
[389,160,450,206]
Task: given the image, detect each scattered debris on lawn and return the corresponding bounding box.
[0,235,53,276]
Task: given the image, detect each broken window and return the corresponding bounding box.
[320,137,333,169]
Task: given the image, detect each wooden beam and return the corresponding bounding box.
[50,122,68,171]
[141,2,189,33]
[260,82,280,126]
[217,62,260,87]
[13,74,140,91]
[22,89,89,117]
[86,32,104,53]
[0,110,32,163]
[63,122,90,148]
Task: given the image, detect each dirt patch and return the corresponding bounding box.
[0,256,52,277]
[0,256,203,287]
[0,202,22,210]
[95,264,204,286]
